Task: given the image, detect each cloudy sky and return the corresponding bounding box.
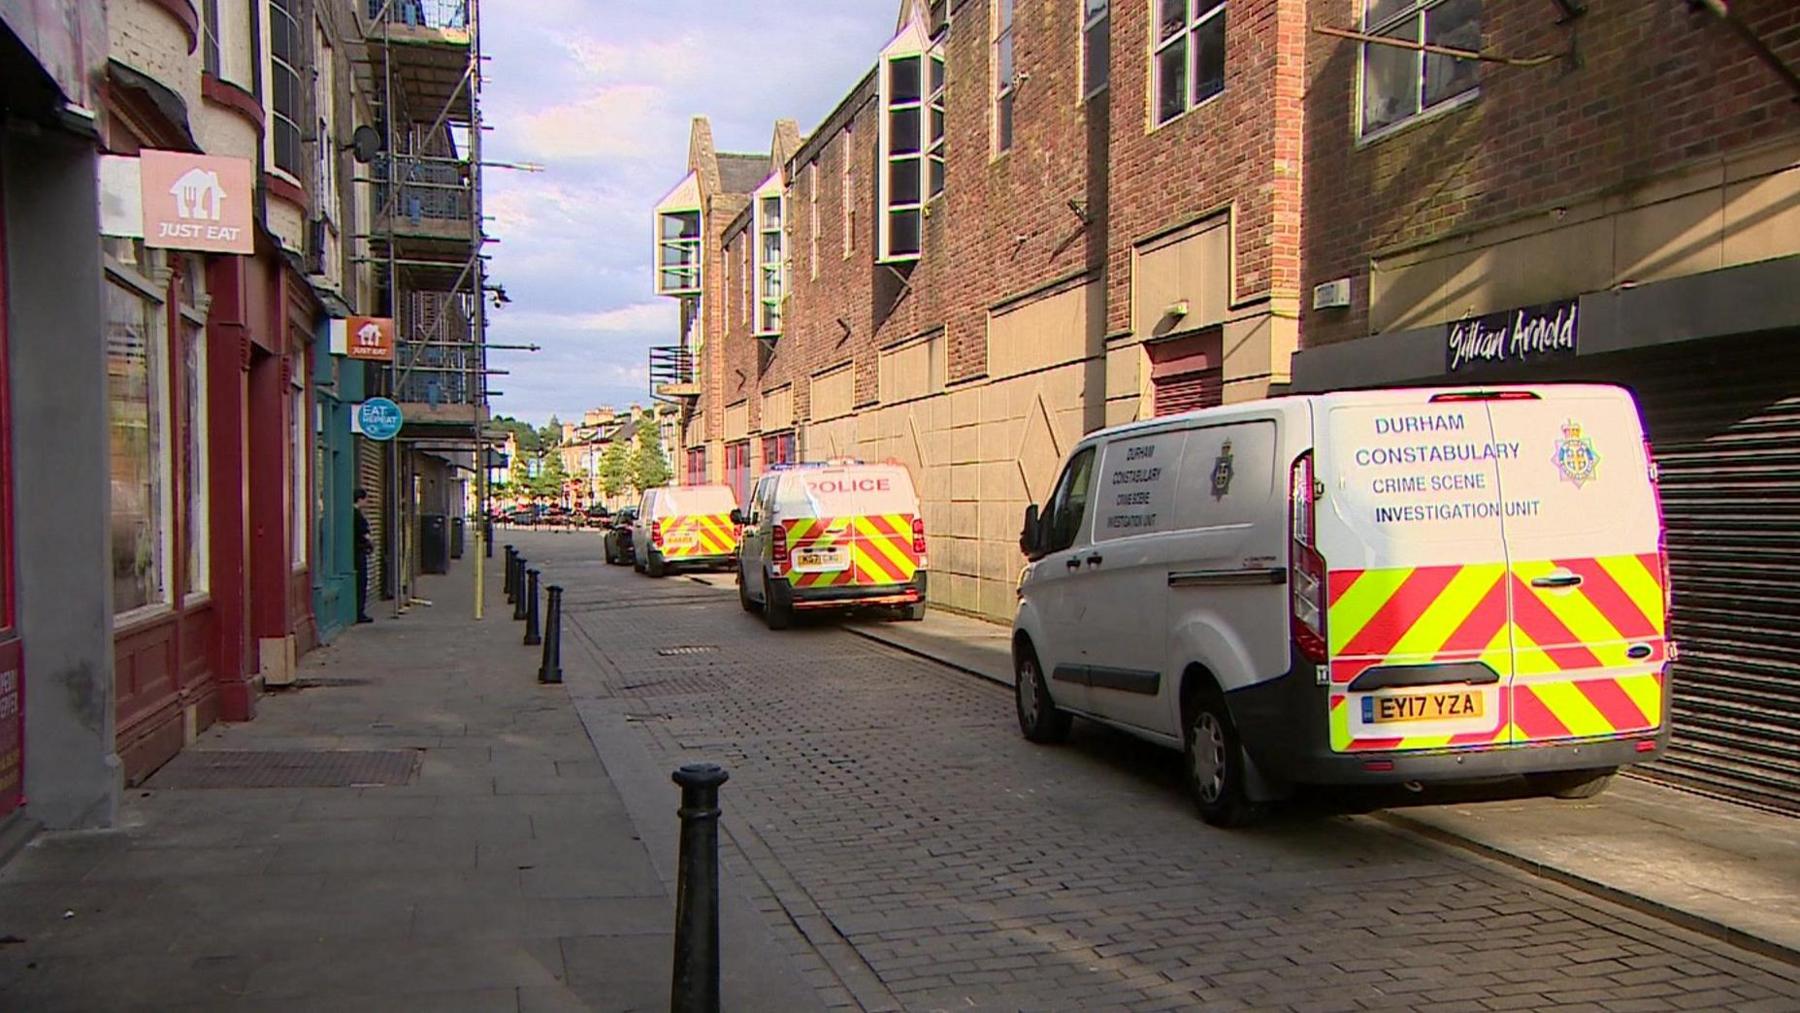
[482,1,899,425]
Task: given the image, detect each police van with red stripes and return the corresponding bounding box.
[732,461,929,630]
[1013,385,1669,826]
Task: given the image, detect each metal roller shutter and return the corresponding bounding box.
[1148,329,1225,418]
[1547,334,1800,813]
[357,437,386,599]
[1153,368,1223,417]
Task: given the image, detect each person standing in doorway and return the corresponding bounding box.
[354,488,374,624]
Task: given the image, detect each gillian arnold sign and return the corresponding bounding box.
[139,150,255,255]
[330,316,396,362]
[1445,299,1578,374]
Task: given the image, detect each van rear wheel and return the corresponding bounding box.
[1184,689,1258,828]
[763,577,793,630]
[1529,767,1616,800]
[646,553,666,578]
[738,570,761,612]
[1014,646,1071,744]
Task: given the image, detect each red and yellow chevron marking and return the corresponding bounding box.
[1326,554,1665,753]
[656,513,738,559]
[780,514,920,589]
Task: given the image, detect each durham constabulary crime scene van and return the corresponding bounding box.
[734,462,928,629]
[635,484,740,577]
[1012,384,1669,826]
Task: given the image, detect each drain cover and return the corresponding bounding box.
[656,645,719,656]
[147,750,420,789]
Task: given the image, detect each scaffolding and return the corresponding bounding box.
[360,0,490,617]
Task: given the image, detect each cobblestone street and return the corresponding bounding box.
[530,533,1800,1012]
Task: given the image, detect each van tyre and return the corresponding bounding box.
[903,601,927,622]
[1184,688,1258,828]
[763,578,793,630]
[646,553,666,578]
[1014,645,1071,744]
[1529,767,1616,800]
[738,570,761,612]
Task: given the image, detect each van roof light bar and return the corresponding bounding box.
[1429,390,1542,402]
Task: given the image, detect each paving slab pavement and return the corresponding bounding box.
[0,550,823,1011]
[830,598,1800,964]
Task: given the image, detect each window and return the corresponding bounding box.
[993,0,1016,152]
[1041,447,1096,555]
[754,179,784,336]
[726,441,751,507]
[741,234,750,326]
[807,162,819,281]
[182,318,209,598]
[762,430,796,469]
[841,123,855,258]
[1153,0,1226,126]
[685,447,708,485]
[881,53,925,260]
[316,25,336,217]
[656,208,702,295]
[927,46,946,197]
[1083,0,1111,98]
[268,0,302,177]
[105,279,171,616]
[202,0,222,76]
[290,355,308,569]
[1360,0,1479,136]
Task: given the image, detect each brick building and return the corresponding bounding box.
[1290,1,1800,811]
[656,0,1307,619]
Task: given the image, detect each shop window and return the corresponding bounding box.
[1154,0,1227,127]
[754,175,784,337]
[656,207,702,296]
[268,0,303,178]
[182,317,209,599]
[1083,0,1111,98]
[993,0,1015,152]
[1360,0,1479,137]
[105,278,171,616]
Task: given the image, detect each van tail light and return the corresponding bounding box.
[911,516,927,556]
[649,521,664,549]
[772,525,789,566]
[1646,437,1672,620]
[1289,452,1329,666]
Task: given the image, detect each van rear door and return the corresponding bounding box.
[779,467,922,589]
[1316,392,1513,753]
[1484,386,1666,745]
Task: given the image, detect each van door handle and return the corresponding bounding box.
[1531,571,1584,589]
[1066,557,1081,571]
[1085,554,1104,568]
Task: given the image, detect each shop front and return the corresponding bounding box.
[1293,255,1800,814]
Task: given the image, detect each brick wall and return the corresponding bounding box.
[1301,0,1800,347]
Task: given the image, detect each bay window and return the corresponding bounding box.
[877,15,937,263]
[654,172,704,296]
[1360,0,1480,137]
[994,0,1015,152]
[268,0,303,178]
[1083,0,1110,98]
[754,174,784,337]
[1153,0,1227,127]
[928,46,946,198]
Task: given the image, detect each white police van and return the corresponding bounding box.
[1013,386,1669,826]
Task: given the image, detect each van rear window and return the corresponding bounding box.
[654,486,737,517]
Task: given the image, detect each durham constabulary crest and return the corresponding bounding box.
[1552,419,1599,487]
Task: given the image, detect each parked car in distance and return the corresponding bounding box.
[1013,384,1670,828]
[584,504,612,529]
[603,507,639,565]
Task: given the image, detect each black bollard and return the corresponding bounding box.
[484,520,494,558]
[503,546,516,600]
[538,585,564,684]
[523,569,542,646]
[512,559,529,621]
[671,763,729,1013]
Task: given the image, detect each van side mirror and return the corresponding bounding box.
[1020,504,1041,558]
[729,508,746,526]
